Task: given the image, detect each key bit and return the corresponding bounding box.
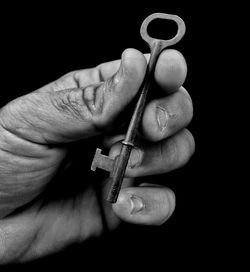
[91,148,114,173]
[91,13,186,203]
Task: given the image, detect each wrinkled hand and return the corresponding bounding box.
[0,48,194,263]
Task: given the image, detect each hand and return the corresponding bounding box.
[0,48,194,263]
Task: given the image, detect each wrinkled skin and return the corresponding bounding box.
[0,48,194,264]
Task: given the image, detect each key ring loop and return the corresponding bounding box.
[140,13,186,49]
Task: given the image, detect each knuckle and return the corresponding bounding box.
[51,83,108,127]
[52,71,81,91]
[156,189,176,225]
[180,87,193,120]
[91,67,105,82]
[162,136,179,169]
[52,86,103,122]
[179,129,195,165]
[163,129,195,169]
[181,87,193,112]
[184,96,193,123]
[185,129,195,156]
[52,89,86,120]
[74,68,102,87]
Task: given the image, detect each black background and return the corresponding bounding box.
[0,1,238,271]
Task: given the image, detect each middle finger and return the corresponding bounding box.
[142,86,193,141]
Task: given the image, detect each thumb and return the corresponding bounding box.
[0,49,147,144]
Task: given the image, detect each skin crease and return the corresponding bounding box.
[0,48,194,264]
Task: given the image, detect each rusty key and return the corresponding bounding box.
[91,13,186,203]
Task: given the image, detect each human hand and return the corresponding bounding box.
[0,48,194,263]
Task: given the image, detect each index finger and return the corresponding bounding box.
[154,49,187,93]
[98,49,187,94]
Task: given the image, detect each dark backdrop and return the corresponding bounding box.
[0,2,233,271]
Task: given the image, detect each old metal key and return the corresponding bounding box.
[91,13,186,203]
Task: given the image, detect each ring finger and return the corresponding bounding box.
[109,128,195,178]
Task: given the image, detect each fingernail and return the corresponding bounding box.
[128,147,142,168]
[130,195,145,214]
[156,106,169,131]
